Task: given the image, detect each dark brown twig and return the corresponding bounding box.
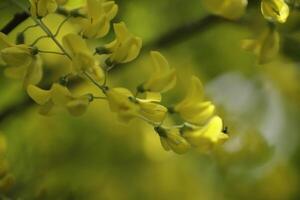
[1,12,29,34]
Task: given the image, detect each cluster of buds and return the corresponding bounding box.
[0,0,228,154]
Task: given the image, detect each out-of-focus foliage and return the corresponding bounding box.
[0,0,300,199]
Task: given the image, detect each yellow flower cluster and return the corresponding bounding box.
[154,75,228,154]
[0,0,229,155]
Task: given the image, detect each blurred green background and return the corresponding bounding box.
[1,0,300,199]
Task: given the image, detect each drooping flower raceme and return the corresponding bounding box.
[261,0,290,23]
[0,0,229,156]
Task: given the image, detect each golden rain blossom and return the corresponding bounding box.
[30,0,58,18]
[135,98,168,123]
[0,33,42,87]
[104,87,138,122]
[241,27,280,64]
[202,0,248,20]
[138,51,176,98]
[27,83,91,116]
[261,0,289,23]
[104,87,167,123]
[181,116,228,150]
[173,76,215,125]
[155,127,191,154]
[105,22,142,64]
[62,33,104,81]
[77,0,118,38]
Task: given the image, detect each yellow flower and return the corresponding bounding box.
[138,51,176,95]
[174,76,215,125]
[1,45,33,68]
[77,0,118,38]
[30,0,58,18]
[104,87,138,122]
[182,116,229,149]
[241,27,280,64]
[261,0,289,23]
[203,0,248,20]
[104,87,167,123]
[62,34,104,81]
[0,33,42,86]
[27,83,91,116]
[135,98,168,123]
[155,127,190,154]
[105,22,142,64]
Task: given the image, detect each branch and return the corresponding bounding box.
[144,15,229,50]
[1,12,29,34]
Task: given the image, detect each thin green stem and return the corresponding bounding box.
[38,50,66,56]
[31,35,49,46]
[93,96,107,100]
[137,115,160,127]
[102,69,108,87]
[21,24,38,34]
[83,71,106,92]
[9,0,72,60]
[54,16,70,37]
[36,19,72,60]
